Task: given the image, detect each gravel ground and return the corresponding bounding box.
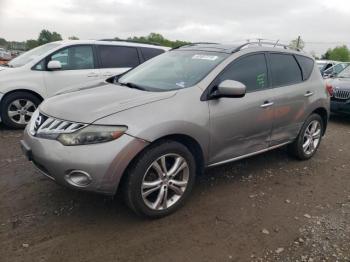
[0,115,350,262]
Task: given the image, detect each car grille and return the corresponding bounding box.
[30,112,87,136]
[334,89,350,100]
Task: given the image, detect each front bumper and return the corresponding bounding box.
[21,127,149,195]
[331,100,350,114]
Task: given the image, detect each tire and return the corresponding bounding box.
[288,114,324,160]
[0,92,41,129]
[123,140,197,218]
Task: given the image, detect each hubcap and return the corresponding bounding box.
[302,120,321,155]
[141,154,189,211]
[7,99,36,125]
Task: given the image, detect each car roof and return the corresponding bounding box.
[51,40,170,51]
[173,42,314,58]
[316,60,339,64]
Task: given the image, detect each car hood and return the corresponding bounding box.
[40,83,177,123]
[328,77,350,90]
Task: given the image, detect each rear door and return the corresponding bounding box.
[268,53,314,145]
[96,45,140,78]
[208,53,275,165]
[43,45,100,97]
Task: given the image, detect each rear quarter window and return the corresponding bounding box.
[140,47,165,61]
[295,55,314,80]
[98,45,140,68]
[270,53,303,87]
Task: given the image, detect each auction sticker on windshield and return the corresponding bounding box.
[192,54,218,61]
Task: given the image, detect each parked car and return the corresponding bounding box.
[0,48,12,60]
[0,40,168,128]
[21,42,330,218]
[322,62,350,78]
[326,65,350,114]
[316,60,338,76]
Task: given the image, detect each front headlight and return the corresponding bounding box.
[57,125,127,146]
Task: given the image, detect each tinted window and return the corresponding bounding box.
[218,54,268,92]
[270,53,302,87]
[140,47,165,61]
[98,45,140,68]
[295,55,314,80]
[49,45,94,70]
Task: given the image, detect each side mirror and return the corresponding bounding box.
[47,60,62,70]
[211,80,246,99]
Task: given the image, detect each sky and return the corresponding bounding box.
[0,0,349,56]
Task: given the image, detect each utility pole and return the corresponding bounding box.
[296,36,301,49]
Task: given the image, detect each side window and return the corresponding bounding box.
[140,47,165,61]
[98,45,140,68]
[218,54,268,92]
[295,55,314,80]
[270,53,302,87]
[48,45,94,70]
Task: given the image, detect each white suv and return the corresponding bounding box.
[0,40,168,128]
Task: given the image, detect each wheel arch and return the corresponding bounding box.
[311,107,328,135]
[117,133,206,194]
[1,89,44,105]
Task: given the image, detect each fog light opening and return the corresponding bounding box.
[65,170,92,187]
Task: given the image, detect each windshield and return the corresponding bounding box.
[324,63,350,75]
[118,50,229,91]
[338,66,350,78]
[317,62,326,70]
[8,42,61,67]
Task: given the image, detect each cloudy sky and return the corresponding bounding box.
[0,0,349,55]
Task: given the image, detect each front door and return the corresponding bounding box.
[208,53,275,165]
[43,45,100,97]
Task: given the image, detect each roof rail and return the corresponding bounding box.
[232,39,300,53]
[171,42,219,50]
[98,39,162,46]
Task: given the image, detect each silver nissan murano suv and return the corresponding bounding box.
[21,42,330,218]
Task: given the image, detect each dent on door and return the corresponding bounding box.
[208,90,275,165]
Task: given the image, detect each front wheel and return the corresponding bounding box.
[288,114,324,160]
[123,140,196,218]
[0,92,41,129]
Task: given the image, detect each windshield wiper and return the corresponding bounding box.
[119,82,146,91]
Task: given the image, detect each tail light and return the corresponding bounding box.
[326,83,334,97]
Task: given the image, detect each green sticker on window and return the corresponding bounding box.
[257,73,266,88]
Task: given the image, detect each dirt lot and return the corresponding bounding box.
[1,115,350,262]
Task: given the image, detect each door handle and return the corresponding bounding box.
[260,101,274,108]
[103,72,113,77]
[304,91,314,97]
[87,73,99,77]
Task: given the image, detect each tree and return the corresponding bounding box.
[0,37,7,47]
[25,39,39,50]
[68,36,79,40]
[37,29,62,45]
[289,36,305,50]
[126,33,190,48]
[321,45,350,62]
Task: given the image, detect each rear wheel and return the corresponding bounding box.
[0,92,41,129]
[288,114,324,160]
[123,140,196,218]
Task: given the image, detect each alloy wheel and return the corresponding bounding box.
[141,153,189,211]
[7,99,36,125]
[302,120,322,155]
